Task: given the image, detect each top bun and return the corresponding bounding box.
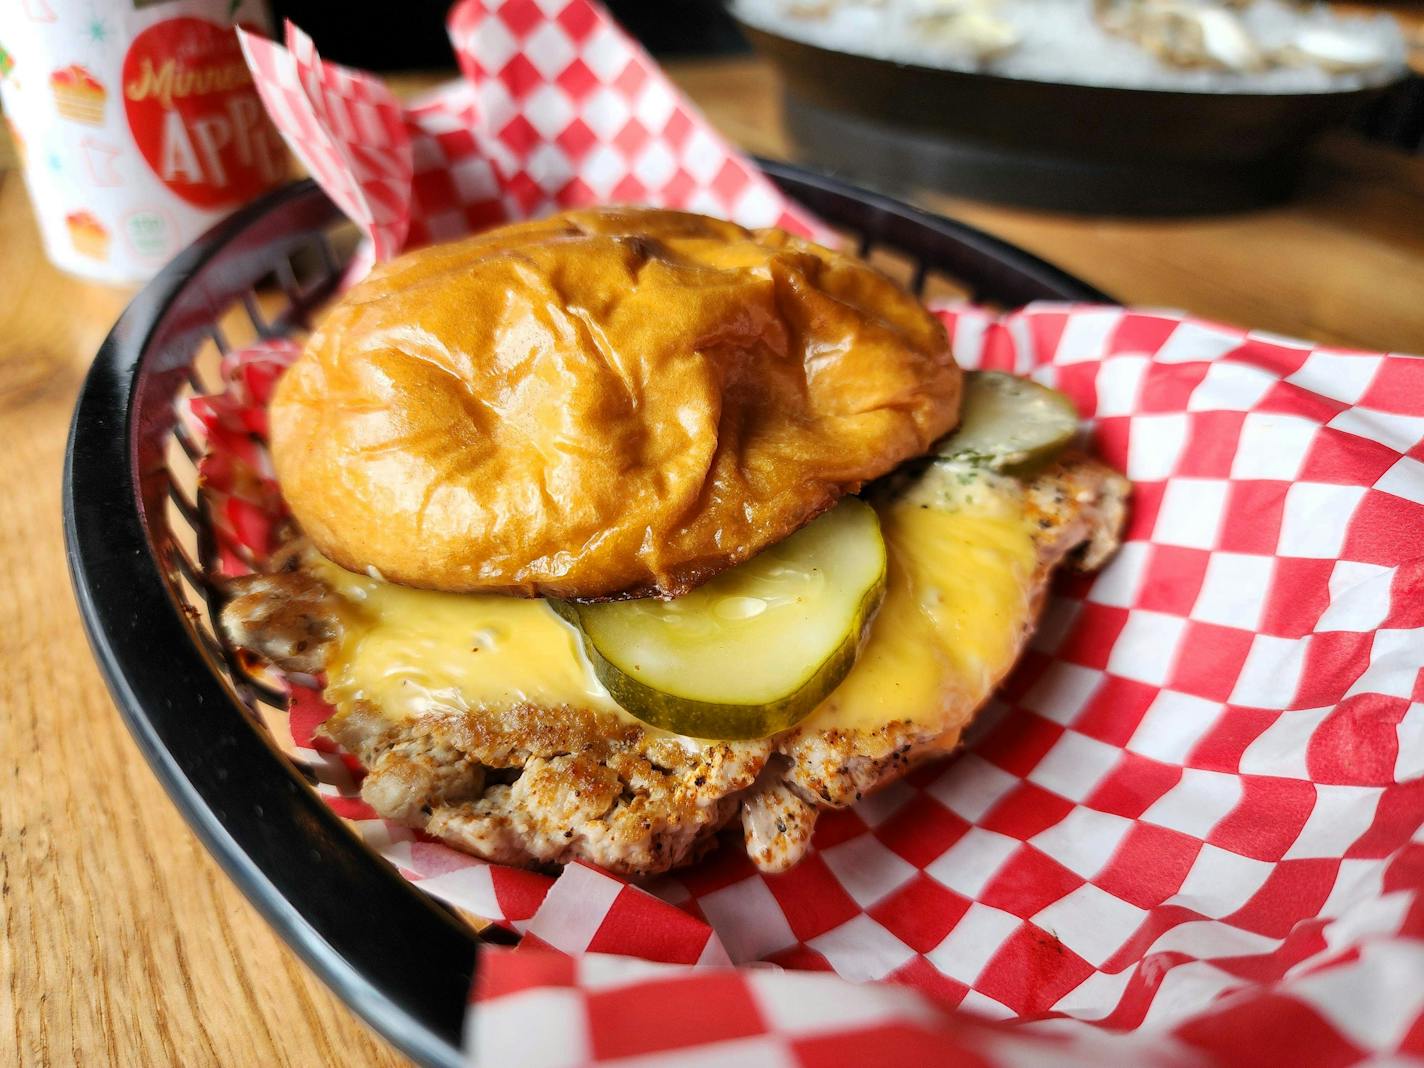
[270,207,961,599]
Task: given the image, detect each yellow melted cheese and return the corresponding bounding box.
[314,465,1037,736]
[311,556,624,722]
[803,470,1037,733]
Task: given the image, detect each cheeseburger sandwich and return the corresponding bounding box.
[220,207,1128,877]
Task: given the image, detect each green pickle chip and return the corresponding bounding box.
[555,498,887,740]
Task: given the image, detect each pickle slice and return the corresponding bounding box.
[937,371,1079,472]
[554,498,886,740]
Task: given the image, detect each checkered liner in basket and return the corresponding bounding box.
[236,1,826,269]
[190,303,1424,1066]
[208,1,1424,1063]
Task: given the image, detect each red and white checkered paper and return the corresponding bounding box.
[190,305,1424,1067]
[236,0,825,274]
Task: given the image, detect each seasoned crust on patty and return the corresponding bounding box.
[749,454,1130,870]
[741,768,820,874]
[781,453,1131,808]
[323,700,770,873]
[221,568,339,675]
[220,452,1127,877]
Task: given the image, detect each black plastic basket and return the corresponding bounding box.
[63,162,1108,1068]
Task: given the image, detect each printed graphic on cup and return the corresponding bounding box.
[122,16,286,209]
[124,207,173,260]
[66,210,110,260]
[50,62,105,123]
[0,1,284,285]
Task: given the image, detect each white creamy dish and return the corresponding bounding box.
[735,0,1407,93]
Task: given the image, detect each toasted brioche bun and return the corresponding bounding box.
[270,207,960,598]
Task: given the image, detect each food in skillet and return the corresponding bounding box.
[735,0,1405,90]
[220,206,1129,876]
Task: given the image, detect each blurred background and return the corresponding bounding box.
[270,0,754,62]
[244,0,1424,353]
[258,0,1421,222]
[2,0,1422,338]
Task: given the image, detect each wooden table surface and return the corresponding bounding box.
[3,54,1423,1067]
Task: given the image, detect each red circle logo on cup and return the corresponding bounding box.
[123,17,286,209]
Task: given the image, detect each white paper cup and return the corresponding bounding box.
[0,0,286,285]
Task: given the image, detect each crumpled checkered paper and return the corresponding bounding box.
[191,305,1424,1067]
[204,2,1424,1064]
[236,0,825,272]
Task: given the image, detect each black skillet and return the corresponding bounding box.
[739,22,1410,214]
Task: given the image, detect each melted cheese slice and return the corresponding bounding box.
[312,555,624,722]
[314,465,1037,735]
[802,472,1037,733]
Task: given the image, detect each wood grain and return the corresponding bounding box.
[3,53,1423,1068]
[0,170,409,1067]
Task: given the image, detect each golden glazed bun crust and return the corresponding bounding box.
[270,207,961,598]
